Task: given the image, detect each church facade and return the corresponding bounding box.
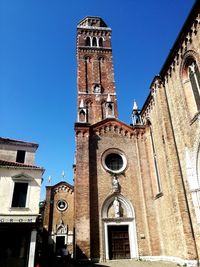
[43,181,74,257]
[74,1,200,265]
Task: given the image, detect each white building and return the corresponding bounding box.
[0,137,44,267]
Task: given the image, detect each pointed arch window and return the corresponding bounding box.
[108,103,113,112]
[188,61,200,110]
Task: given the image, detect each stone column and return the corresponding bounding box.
[28,229,37,267]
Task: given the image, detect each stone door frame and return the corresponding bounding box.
[103,219,138,260]
[101,194,138,260]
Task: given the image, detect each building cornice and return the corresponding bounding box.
[0,137,38,149]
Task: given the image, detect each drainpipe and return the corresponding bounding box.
[162,78,200,266]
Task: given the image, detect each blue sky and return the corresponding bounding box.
[0,0,195,199]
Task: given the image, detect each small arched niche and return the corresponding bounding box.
[102,194,134,219]
[79,109,86,123]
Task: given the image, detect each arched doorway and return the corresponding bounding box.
[102,195,138,260]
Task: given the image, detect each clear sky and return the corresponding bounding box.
[0,0,195,199]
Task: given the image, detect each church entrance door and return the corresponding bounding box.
[56,236,65,254]
[108,225,130,260]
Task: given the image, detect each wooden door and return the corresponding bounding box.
[108,225,130,260]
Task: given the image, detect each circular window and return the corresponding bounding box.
[57,200,68,212]
[102,149,127,174]
[105,153,123,171]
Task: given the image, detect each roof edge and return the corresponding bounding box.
[0,137,39,148]
[160,0,199,78]
[46,181,74,190]
[0,159,44,172]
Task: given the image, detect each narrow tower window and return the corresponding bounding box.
[92,37,97,47]
[108,103,112,112]
[85,37,91,46]
[99,37,103,47]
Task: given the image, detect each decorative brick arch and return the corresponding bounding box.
[84,55,91,62]
[98,56,106,62]
[85,99,93,107]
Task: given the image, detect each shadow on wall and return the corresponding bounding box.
[35,228,55,267]
[89,134,100,259]
[75,245,88,260]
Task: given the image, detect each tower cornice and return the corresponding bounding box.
[77,16,109,29]
[77,47,112,51]
[77,26,111,31]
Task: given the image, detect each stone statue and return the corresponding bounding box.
[112,176,119,192]
[94,84,101,93]
[113,197,120,218]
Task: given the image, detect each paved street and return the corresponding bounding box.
[89,261,177,267]
[54,259,178,267]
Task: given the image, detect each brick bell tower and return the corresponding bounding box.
[74,16,118,260]
[76,16,118,124]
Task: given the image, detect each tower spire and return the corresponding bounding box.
[132,100,143,125]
